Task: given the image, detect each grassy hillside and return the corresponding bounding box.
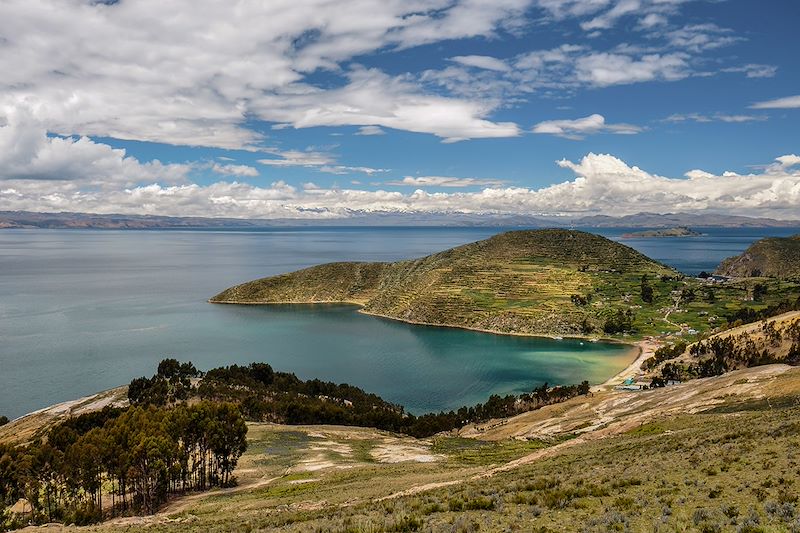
[212,229,800,339]
[212,229,678,337]
[644,312,800,385]
[45,365,800,533]
[716,234,800,279]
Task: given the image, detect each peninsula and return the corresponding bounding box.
[212,229,800,340]
[212,229,676,337]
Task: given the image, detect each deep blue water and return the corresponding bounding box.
[1,226,796,419]
[593,226,800,275]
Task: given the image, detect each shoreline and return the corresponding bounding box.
[209,298,635,345]
[597,338,658,389]
[6,301,645,428]
[3,337,645,441]
[210,298,643,387]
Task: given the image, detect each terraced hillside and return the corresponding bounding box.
[211,230,677,337]
[716,234,800,279]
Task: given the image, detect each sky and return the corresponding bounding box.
[0,0,798,220]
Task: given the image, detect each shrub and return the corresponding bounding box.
[387,515,422,532]
[464,497,494,511]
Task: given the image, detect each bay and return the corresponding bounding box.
[1,226,796,419]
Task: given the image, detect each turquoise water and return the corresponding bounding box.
[1,226,795,419]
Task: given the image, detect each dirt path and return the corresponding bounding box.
[663,293,683,328]
[381,364,797,502]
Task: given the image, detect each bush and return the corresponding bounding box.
[387,515,422,532]
[464,497,494,511]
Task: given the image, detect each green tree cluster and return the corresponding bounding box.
[194,361,593,438]
[0,401,246,527]
[642,341,687,371]
[128,358,199,406]
[603,309,635,334]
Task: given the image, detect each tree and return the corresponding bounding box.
[640,275,654,304]
[603,309,635,334]
[206,404,248,486]
[752,283,768,301]
[129,358,199,406]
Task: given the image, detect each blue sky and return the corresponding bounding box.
[0,0,798,218]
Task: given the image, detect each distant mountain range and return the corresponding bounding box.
[1,210,798,229]
[571,212,800,228]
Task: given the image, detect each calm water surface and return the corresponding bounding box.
[1,226,796,419]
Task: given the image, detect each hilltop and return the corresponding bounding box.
[211,230,677,337]
[716,234,800,279]
[213,229,800,339]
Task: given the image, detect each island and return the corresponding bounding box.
[621,226,701,238]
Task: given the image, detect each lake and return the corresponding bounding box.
[1,226,797,419]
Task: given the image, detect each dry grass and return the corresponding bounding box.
[19,365,800,532]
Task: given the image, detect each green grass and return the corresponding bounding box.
[350,439,378,463]
[434,438,549,466]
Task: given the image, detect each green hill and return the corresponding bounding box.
[211,229,677,337]
[716,234,800,279]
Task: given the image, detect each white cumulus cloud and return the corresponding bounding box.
[450,55,511,72]
[575,52,689,86]
[0,0,528,148]
[3,150,799,220]
[211,163,260,177]
[0,108,190,187]
[355,126,386,136]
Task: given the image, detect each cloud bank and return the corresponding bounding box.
[2,117,798,220]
